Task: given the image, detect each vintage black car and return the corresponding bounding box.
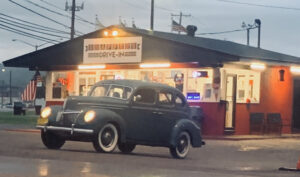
[37,80,204,158]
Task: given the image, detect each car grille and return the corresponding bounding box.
[61,113,79,127]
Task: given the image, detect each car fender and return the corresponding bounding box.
[169,119,202,148]
[83,109,126,143]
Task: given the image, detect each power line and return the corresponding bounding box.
[0,19,69,39]
[39,0,95,26]
[23,0,71,19]
[8,0,84,35]
[9,0,70,29]
[0,26,56,43]
[217,0,300,11]
[0,24,59,43]
[0,13,69,35]
[196,28,250,35]
[0,16,68,36]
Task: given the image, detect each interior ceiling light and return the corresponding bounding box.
[112,30,118,36]
[140,63,171,68]
[250,63,266,70]
[103,31,109,36]
[290,66,300,74]
[78,65,106,70]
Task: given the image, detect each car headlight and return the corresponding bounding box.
[41,107,51,118]
[84,110,96,122]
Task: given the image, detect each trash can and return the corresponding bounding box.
[13,102,26,115]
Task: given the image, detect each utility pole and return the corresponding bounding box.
[241,21,258,46]
[9,70,11,105]
[255,19,261,48]
[171,12,191,34]
[65,0,84,39]
[150,0,154,30]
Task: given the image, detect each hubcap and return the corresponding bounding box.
[177,136,188,153]
[101,128,115,147]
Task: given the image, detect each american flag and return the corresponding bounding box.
[171,20,187,33]
[21,80,36,101]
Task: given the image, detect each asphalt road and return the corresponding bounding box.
[0,130,299,177]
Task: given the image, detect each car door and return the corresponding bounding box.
[151,90,189,144]
[125,87,158,142]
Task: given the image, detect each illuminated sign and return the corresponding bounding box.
[187,92,200,100]
[192,71,208,78]
[83,37,142,64]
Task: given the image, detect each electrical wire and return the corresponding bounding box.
[217,0,300,11]
[9,0,70,29]
[0,19,69,39]
[0,24,59,43]
[196,27,257,35]
[39,0,96,26]
[23,0,71,19]
[0,13,69,34]
[8,0,84,35]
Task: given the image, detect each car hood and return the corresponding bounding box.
[63,96,129,111]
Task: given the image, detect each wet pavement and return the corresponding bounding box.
[0,130,299,177]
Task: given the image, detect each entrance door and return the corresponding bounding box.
[292,79,300,132]
[224,75,237,133]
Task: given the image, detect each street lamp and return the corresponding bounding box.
[12,39,50,51]
[1,68,12,105]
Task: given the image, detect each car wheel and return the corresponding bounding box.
[169,131,191,159]
[41,130,65,149]
[118,143,136,154]
[93,123,119,153]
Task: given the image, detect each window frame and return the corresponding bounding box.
[131,87,157,106]
[89,84,133,100]
[174,93,187,108]
[157,89,175,108]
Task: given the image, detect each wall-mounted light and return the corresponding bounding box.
[140,63,170,68]
[279,69,285,81]
[290,66,300,74]
[78,65,106,70]
[103,30,119,37]
[250,63,266,70]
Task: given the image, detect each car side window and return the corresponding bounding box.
[133,88,156,104]
[175,95,186,108]
[158,91,174,107]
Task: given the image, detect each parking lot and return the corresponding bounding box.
[0,130,299,177]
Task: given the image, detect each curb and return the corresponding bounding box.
[203,135,300,141]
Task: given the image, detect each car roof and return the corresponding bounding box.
[94,79,180,92]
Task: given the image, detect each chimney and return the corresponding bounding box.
[186,25,197,37]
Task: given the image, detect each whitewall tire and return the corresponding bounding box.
[93,123,119,153]
[169,131,191,159]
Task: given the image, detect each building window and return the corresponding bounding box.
[52,72,68,99]
[223,68,261,103]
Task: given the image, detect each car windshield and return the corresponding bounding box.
[89,84,133,99]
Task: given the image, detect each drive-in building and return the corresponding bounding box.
[4,25,300,135]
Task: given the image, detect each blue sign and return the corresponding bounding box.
[187,92,200,100]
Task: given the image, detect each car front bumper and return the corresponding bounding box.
[36,125,94,134]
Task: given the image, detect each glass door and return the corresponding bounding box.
[225,74,237,132]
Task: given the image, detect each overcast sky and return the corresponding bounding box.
[1,0,300,62]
